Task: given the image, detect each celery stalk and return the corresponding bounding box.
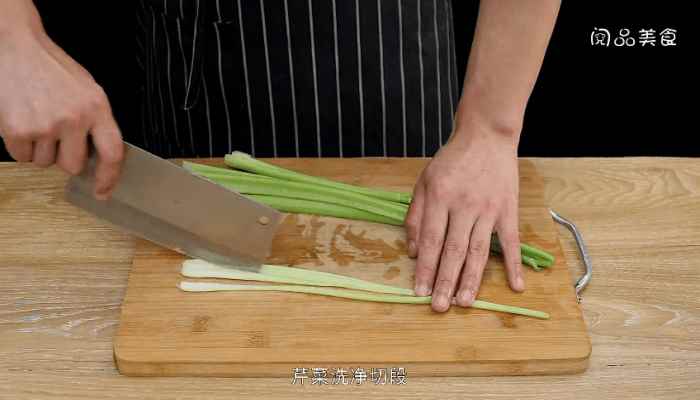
[204,173,408,223]
[519,242,555,266]
[225,151,413,204]
[178,281,550,319]
[246,194,400,225]
[182,259,415,296]
[182,161,260,178]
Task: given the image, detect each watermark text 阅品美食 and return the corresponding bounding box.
[591,27,677,47]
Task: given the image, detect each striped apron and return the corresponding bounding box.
[136,0,459,158]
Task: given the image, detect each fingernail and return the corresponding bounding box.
[516,275,525,291]
[415,283,431,297]
[433,293,450,312]
[458,289,475,306]
[94,189,109,201]
[408,240,417,257]
[95,185,109,194]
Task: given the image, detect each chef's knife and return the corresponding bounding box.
[64,142,282,269]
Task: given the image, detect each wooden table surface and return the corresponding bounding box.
[0,158,698,399]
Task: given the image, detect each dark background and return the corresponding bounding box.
[0,1,695,161]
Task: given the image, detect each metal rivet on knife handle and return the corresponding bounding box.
[258,216,271,226]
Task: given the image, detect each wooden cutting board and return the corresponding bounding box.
[114,158,590,377]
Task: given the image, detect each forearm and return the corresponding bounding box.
[0,0,44,38]
[454,0,561,139]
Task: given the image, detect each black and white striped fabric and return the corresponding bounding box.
[136,0,459,158]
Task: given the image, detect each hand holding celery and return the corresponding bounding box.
[183,153,555,270]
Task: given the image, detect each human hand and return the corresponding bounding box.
[0,20,124,200]
[405,120,525,312]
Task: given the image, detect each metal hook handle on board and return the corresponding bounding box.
[549,210,592,302]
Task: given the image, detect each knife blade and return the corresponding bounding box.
[64,142,282,269]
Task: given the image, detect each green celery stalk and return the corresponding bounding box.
[522,255,542,271]
[203,173,408,223]
[178,281,550,320]
[245,194,400,225]
[184,163,403,224]
[182,161,259,178]
[519,243,555,266]
[225,151,413,204]
[490,236,553,269]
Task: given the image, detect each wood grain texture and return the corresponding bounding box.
[117,215,587,377]
[114,159,588,377]
[1,158,698,399]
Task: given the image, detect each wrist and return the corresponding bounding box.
[450,98,523,152]
[454,83,525,141]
